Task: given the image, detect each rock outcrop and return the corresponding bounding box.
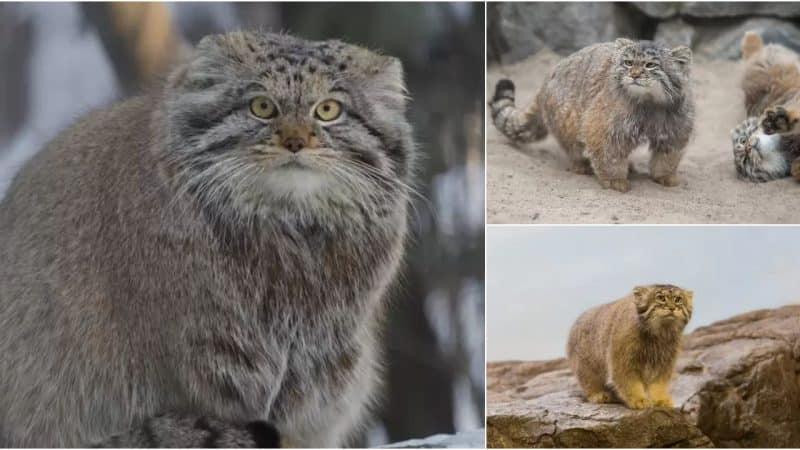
[488,2,800,63]
[633,2,800,19]
[487,2,643,64]
[487,306,800,448]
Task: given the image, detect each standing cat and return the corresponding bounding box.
[0,31,414,447]
[732,31,800,181]
[567,285,693,409]
[490,39,694,192]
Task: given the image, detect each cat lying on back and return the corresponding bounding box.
[490,38,694,192]
[567,284,693,409]
[732,31,800,182]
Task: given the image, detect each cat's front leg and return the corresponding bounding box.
[649,132,689,187]
[648,147,685,187]
[583,116,633,192]
[612,378,651,409]
[647,378,674,409]
[608,361,651,409]
[792,156,800,180]
[761,105,800,135]
[589,153,631,193]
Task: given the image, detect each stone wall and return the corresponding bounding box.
[488,2,800,63]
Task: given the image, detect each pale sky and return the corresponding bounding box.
[487,226,800,361]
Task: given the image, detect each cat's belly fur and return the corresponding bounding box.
[0,235,401,447]
[141,222,405,447]
[0,187,405,447]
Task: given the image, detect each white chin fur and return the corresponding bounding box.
[258,167,331,199]
[756,132,781,153]
[755,132,790,175]
[625,83,667,103]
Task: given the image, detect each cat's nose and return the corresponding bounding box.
[282,136,307,153]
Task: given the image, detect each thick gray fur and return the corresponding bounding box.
[0,31,415,447]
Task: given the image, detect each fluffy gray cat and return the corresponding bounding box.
[491,39,694,192]
[0,31,414,447]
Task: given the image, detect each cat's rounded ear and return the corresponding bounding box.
[615,38,636,50]
[670,46,692,66]
[195,33,229,53]
[166,38,226,91]
[633,286,651,313]
[374,56,406,94]
[359,53,408,112]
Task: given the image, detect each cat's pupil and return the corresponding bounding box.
[323,105,330,111]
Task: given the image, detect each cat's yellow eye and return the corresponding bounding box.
[623,60,633,67]
[674,297,683,304]
[315,99,342,122]
[250,96,278,119]
[645,62,658,69]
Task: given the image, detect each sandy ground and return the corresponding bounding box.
[487,50,800,224]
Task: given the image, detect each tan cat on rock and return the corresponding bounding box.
[567,284,693,409]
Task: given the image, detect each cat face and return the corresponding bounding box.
[633,284,693,330]
[613,39,691,105]
[732,117,790,182]
[160,31,413,224]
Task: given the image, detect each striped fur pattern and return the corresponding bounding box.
[736,31,800,181]
[731,117,792,181]
[0,31,414,447]
[491,39,694,192]
[489,79,548,145]
[567,284,693,410]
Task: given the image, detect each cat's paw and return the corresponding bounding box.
[245,421,282,448]
[652,174,680,187]
[587,391,614,403]
[624,396,653,410]
[569,160,593,175]
[761,106,799,135]
[792,158,800,181]
[599,178,631,193]
[652,397,674,409]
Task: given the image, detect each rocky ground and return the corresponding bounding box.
[486,305,800,448]
[487,51,800,224]
[384,430,485,448]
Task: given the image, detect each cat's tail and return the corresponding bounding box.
[742,31,764,60]
[90,414,281,448]
[489,79,548,145]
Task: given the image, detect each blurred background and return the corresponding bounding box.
[0,2,485,446]
[488,2,800,64]
[487,226,800,361]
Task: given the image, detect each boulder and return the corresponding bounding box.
[633,2,800,19]
[632,2,682,19]
[487,2,643,63]
[692,18,800,60]
[681,2,800,18]
[654,18,696,49]
[487,305,800,448]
